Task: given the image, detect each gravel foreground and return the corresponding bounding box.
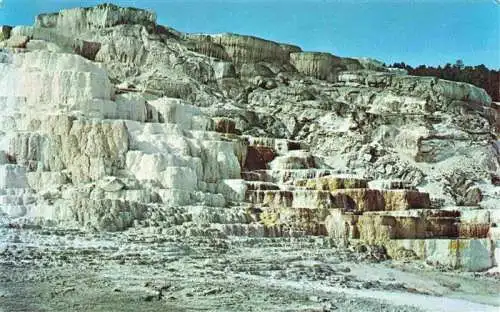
[0,226,499,312]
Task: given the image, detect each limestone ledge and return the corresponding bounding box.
[186,33,302,65]
[35,4,157,34]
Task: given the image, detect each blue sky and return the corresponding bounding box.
[0,0,498,68]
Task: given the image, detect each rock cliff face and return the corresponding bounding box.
[0,4,498,271]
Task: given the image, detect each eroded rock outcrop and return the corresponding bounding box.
[189,33,302,65]
[35,4,157,33]
[290,52,362,82]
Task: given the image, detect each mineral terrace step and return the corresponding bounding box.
[245,181,281,191]
[325,209,468,243]
[380,189,432,210]
[356,214,459,241]
[241,169,336,184]
[362,209,460,218]
[245,189,336,209]
[185,205,252,225]
[210,223,266,237]
[367,179,416,190]
[258,207,330,228]
[330,189,431,212]
[295,174,368,191]
[244,188,432,212]
[211,222,326,237]
[457,223,490,238]
[443,207,499,224]
[242,136,306,154]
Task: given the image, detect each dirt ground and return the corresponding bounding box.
[0,226,499,312]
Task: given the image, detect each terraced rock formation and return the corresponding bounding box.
[0,4,498,274]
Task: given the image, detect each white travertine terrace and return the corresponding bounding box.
[0,4,498,273]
